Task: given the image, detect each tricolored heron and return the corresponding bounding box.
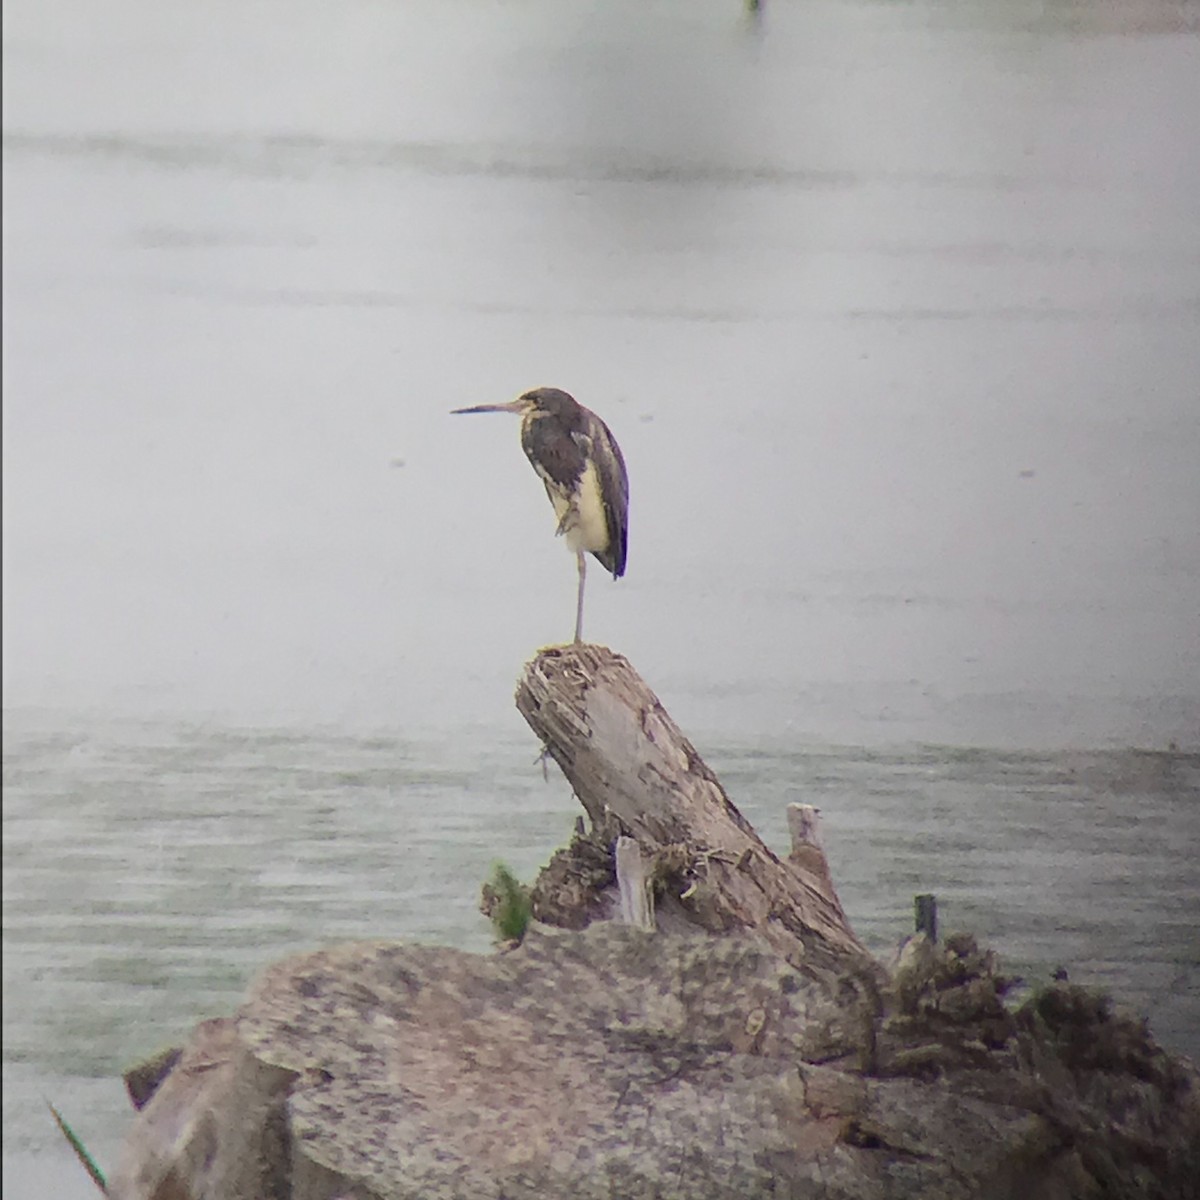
[451,387,629,644]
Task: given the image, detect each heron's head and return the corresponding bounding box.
[451,387,579,421]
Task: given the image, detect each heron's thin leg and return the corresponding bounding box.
[574,551,586,644]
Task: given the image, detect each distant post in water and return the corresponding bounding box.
[914,893,938,942]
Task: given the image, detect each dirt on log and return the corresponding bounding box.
[104,645,1200,1200]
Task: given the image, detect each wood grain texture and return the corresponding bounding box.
[515,644,876,977]
[615,836,655,931]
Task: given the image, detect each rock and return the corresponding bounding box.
[111,924,1200,1200]
[124,1046,183,1111]
[109,1017,295,1200]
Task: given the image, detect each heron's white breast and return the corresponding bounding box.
[549,461,609,555]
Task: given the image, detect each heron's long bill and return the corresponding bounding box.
[450,401,526,415]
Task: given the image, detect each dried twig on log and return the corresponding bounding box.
[516,644,876,977]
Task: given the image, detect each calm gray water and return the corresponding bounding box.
[4,0,1199,1193]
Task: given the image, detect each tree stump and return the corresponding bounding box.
[516,644,875,979]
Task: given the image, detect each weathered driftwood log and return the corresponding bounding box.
[517,644,870,976]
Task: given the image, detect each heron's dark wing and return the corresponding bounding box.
[585,413,629,578]
[521,411,587,495]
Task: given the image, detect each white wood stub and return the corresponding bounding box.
[615,836,656,932]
